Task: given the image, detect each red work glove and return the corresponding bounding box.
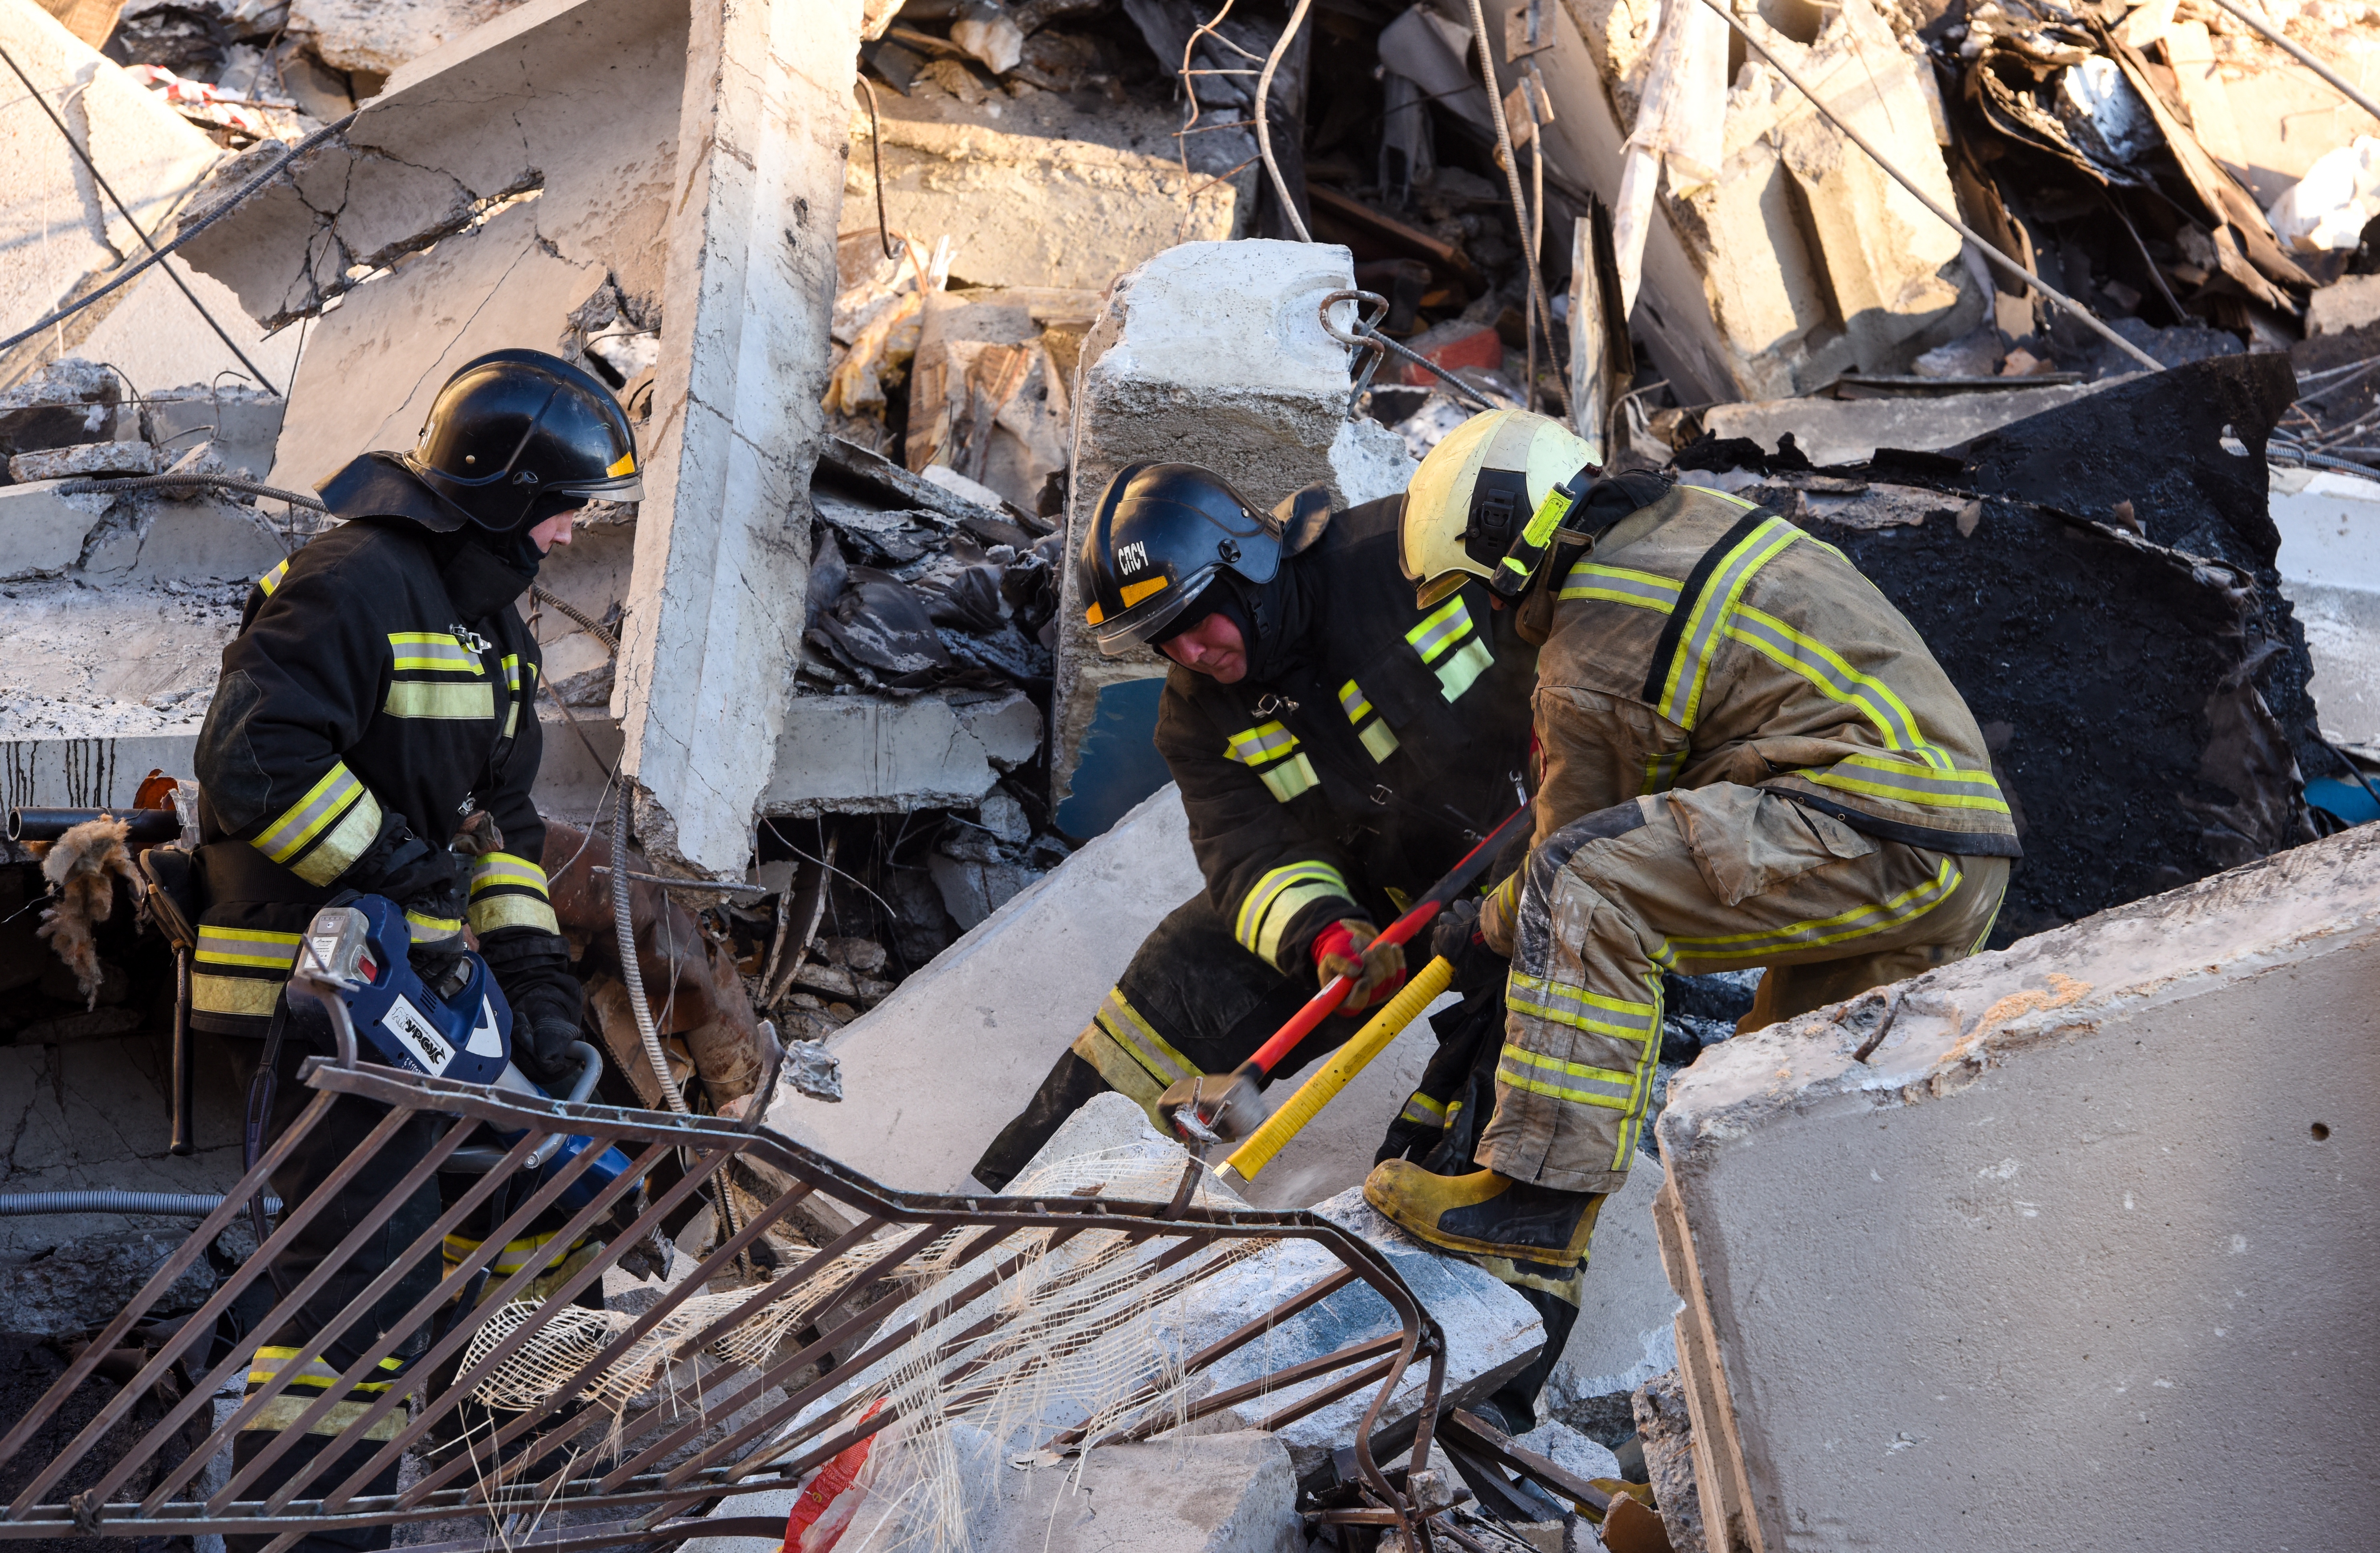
[1312,919,1407,1015]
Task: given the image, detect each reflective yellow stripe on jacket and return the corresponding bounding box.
[1224,719,1319,803]
[1070,986,1204,1127]
[1405,597,1493,703]
[1338,678,1400,763]
[249,761,382,888]
[469,850,560,936]
[1234,859,1354,969]
[192,925,302,1019]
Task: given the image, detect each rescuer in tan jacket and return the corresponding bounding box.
[1366,410,2015,1263]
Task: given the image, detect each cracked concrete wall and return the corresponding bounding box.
[611,0,867,875]
[0,1033,249,1260]
[0,0,235,385]
[179,0,689,494]
[1653,828,2380,1552]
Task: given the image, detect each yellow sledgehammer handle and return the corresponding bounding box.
[1216,955,1456,1188]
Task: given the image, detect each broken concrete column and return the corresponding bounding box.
[1052,239,1417,801]
[767,785,1446,1210]
[1653,826,2380,1552]
[614,0,867,875]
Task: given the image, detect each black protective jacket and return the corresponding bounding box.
[1154,494,1538,974]
[188,513,573,1037]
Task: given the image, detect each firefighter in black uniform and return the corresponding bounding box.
[190,350,640,1551]
[970,458,1587,1428]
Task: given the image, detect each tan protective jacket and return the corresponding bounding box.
[1530,481,2021,857]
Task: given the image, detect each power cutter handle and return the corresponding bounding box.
[1220,955,1457,1186]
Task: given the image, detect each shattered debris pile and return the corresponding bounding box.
[4,0,2380,1543]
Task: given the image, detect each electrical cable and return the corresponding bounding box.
[854,75,898,262]
[613,778,688,1115]
[0,108,360,356]
[0,43,284,394]
[1689,0,2162,373]
[0,1191,281,1217]
[1252,0,1316,242]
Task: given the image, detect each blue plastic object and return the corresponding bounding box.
[332,895,513,1086]
[1054,675,1171,841]
[2307,775,2380,828]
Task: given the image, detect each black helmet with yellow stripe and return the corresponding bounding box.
[399,349,643,533]
[1079,463,1284,656]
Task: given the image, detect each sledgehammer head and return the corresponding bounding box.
[1156,1062,1266,1149]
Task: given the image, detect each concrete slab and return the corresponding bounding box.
[764,784,1446,1211]
[765,785,1200,1189]
[758,689,1038,818]
[1653,825,2380,1553]
[0,480,111,580]
[0,0,222,351]
[2271,465,2380,743]
[1700,380,2119,468]
[67,257,301,402]
[848,94,1246,293]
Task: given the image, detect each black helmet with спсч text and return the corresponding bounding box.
[1078,462,1283,656]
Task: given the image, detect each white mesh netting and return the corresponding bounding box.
[462,1147,1286,1551]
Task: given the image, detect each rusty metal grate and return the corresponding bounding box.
[0,1056,1445,1550]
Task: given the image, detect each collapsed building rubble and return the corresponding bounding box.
[3,0,2380,1543]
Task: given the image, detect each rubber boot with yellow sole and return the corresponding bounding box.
[1362,1160,1604,1263]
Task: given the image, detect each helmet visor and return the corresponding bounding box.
[1090,571,1213,656]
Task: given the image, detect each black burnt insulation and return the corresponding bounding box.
[1784,356,2333,946]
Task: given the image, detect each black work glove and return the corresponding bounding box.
[376,839,470,950]
[1376,1095,1449,1166]
[511,982,585,1090]
[1429,896,1509,995]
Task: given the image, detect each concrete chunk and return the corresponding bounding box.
[767,786,1446,1211]
[760,689,1038,818]
[1700,381,2117,468]
[1630,1370,1708,1553]
[1654,827,2380,1552]
[2271,465,2380,745]
[8,442,157,482]
[0,481,110,579]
